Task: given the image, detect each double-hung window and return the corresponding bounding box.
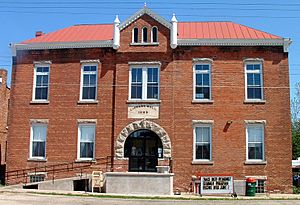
[245,62,263,100]
[80,64,98,101]
[33,65,49,101]
[129,65,159,100]
[78,124,95,160]
[193,124,212,161]
[193,64,211,100]
[30,123,47,159]
[246,123,264,161]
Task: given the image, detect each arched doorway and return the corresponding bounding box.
[124,129,163,172]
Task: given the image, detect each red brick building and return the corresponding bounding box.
[7,7,292,194]
[0,69,10,183]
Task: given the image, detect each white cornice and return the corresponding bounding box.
[119,7,172,31]
[13,40,113,52]
[178,38,290,48]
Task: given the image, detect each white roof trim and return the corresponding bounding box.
[14,40,113,51]
[178,38,288,47]
[119,7,172,31]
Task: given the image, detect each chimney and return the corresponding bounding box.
[35,31,44,37]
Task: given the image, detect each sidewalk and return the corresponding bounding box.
[1,187,300,200]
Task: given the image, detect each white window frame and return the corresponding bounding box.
[193,63,212,101]
[151,26,158,43]
[128,65,160,101]
[79,63,98,102]
[32,64,50,102]
[132,27,139,43]
[29,123,47,160]
[193,123,212,162]
[246,123,265,162]
[244,61,264,101]
[77,123,96,160]
[142,27,148,43]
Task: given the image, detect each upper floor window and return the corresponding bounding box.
[142,27,148,43]
[132,27,139,43]
[193,124,212,161]
[193,64,211,100]
[78,123,95,160]
[151,27,158,43]
[80,64,98,101]
[129,65,159,100]
[245,62,263,100]
[246,123,264,161]
[33,65,49,101]
[30,123,47,159]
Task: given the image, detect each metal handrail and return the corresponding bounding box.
[5,156,113,185]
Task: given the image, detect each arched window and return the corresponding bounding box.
[151,27,158,43]
[132,27,138,43]
[142,27,148,43]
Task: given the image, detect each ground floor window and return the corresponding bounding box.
[78,123,95,160]
[193,124,212,161]
[30,123,47,159]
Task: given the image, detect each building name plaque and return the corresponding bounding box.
[128,104,159,119]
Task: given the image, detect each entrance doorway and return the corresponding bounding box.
[124,129,163,172]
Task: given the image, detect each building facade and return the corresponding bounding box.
[7,7,292,193]
[0,69,10,183]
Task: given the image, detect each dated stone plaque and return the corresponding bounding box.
[128,104,159,119]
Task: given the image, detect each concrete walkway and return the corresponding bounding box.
[0,187,300,200]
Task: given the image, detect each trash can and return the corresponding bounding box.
[246,177,256,196]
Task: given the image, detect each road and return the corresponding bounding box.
[0,192,300,205]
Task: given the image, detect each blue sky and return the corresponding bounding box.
[0,0,299,98]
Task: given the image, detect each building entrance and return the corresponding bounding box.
[124,129,163,172]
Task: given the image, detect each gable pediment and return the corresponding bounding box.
[119,7,171,31]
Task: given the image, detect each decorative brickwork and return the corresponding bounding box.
[115,119,171,158]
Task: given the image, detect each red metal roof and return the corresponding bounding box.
[22,24,114,43]
[21,21,280,44]
[178,22,280,39]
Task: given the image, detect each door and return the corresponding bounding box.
[124,129,162,172]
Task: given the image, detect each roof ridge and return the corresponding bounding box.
[178,21,233,23]
[74,23,113,26]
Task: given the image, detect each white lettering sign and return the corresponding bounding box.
[128,104,159,119]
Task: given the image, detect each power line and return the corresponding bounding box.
[1,10,300,19]
[1,1,300,7]
[3,6,300,12]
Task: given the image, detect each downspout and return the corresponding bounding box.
[110,15,120,171]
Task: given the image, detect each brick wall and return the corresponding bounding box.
[0,69,10,165]
[6,15,292,193]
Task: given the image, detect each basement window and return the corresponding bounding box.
[30,174,45,183]
[256,179,266,193]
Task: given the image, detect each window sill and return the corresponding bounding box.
[30,101,49,104]
[244,100,266,104]
[77,100,98,104]
[127,100,161,104]
[192,160,214,165]
[192,100,214,104]
[130,42,159,46]
[75,159,96,163]
[28,158,47,162]
[244,161,267,165]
